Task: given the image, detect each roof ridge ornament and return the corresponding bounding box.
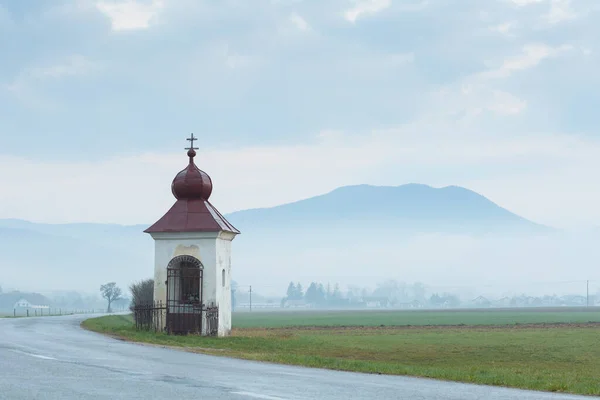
[185,133,198,161]
[185,133,199,151]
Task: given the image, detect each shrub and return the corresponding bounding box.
[129,279,154,312]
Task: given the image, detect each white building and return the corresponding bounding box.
[13,298,50,310]
[145,135,240,337]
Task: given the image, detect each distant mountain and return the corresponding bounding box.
[227,184,548,235]
[0,184,552,293]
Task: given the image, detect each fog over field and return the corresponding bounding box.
[1,184,598,299]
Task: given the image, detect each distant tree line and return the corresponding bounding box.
[278,279,599,309]
[281,280,435,308]
[282,282,347,307]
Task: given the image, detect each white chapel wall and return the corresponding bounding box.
[216,234,234,336]
[152,233,218,309]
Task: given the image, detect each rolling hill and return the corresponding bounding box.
[227,184,547,234]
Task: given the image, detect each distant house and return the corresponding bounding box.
[14,298,49,309]
[14,298,32,308]
[492,297,511,308]
[540,295,562,307]
[397,300,423,309]
[0,291,51,311]
[236,302,282,309]
[281,299,309,309]
[470,296,491,308]
[363,297,390,308]
[561,295,586,306]
[510,295,536,307]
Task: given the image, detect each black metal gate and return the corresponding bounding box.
[166,255,204,334]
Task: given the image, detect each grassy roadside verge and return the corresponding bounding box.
[82,314,600,396]
[232,308,600,328]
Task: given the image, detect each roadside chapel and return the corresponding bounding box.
[144,134,240,337]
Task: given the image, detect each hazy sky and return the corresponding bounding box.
[1,0,598,228]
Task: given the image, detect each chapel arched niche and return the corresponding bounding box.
[166,255,204,308]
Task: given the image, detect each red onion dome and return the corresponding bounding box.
[171,148,213,200]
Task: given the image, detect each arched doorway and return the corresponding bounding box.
[166,255,203,334]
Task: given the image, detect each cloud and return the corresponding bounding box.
[542,0,577,24]
[417,42,572,125]
[0,4,14,30]
[485,90,528,115]
[6,55,99,109]
[344,0,391,23]
[208,42,263,70]
[510,0,545,6]
[289,12,310,31]
[490,21,517,36]
[95,0,164,31]
[27,55,99,79]
[479,43,573,79]
[507,0,580,24]
[425,80,528,119]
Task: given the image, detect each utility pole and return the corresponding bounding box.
[249,285,252,312]
[587,280,589,307]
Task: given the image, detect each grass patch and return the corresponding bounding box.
[83,312,600,396]
[232,308,600,328]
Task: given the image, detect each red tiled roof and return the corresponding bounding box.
[144,199,240,234]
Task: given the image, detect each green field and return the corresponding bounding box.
[83,309,600,396]
[232,307,600,328]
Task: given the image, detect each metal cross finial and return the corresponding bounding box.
[185,133,199,151]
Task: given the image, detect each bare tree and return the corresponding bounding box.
[129,279,154,312]
[100,282,123,313]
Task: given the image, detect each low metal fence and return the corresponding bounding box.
[4,308,111,318]
[132,302,218,336]
[132,301,166,333]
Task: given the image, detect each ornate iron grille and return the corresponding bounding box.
[166,255,204,335]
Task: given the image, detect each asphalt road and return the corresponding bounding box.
[0,315,590,400]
